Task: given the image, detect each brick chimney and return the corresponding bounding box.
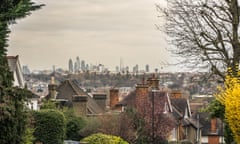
[170,90,182,99]
[147,74,159,89]
[208,118,219,144]
[109,89,119,109]
[93,93,107,110]
[135,78,149,111]
[48,77,57,99]
[72,95,88,116]
[210,118,217,133]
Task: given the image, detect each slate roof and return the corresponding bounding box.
[56,79,104,114]
[117,91,136,107]
[117,90,173,114]
[171,98,188,114]
[171,98,191,118]
[182,117,203,129]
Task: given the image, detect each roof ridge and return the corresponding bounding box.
[68,80,84,95]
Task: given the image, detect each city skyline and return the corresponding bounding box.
[7,0,180,72]
[23,56,160,73]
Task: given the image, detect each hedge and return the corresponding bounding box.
[33,109,66,144]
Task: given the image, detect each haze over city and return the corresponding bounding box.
[7,0,180,72]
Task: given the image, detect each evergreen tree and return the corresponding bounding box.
[0,1,43,143]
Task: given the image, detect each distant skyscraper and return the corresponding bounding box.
[52,65,56,73]
[125,66,129,73]
[135,64,139,74]
[81,60,86,71]
[86,64,89,71]
[68,59,73,73]
[146,64,149,72]
[98,64,104,72]
[22,65,31,75]
[116,66,119,73]
[74,61,78,73]
[133,64,139,74]
[76,56,80,72]
[120,58,124,73]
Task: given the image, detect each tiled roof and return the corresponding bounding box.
[171,98,188,115]
[118,89,172,114]
[171,98,192,119]
[172,106,183,119]
[56,79,104,114]
[117,91,136,107]
[182,118,203,129]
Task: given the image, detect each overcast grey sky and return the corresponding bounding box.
[8,0,176,72]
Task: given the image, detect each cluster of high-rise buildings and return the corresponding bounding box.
[115,64,151,74]
[68,57,153,74]
[68,56,87,73]
[68,56,108,74]
[22,57,154,75]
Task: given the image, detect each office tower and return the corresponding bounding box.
[68,59,73,73]
[81,60,86,71]
[76,56,80,72]
[146,64,150,72]
[116,66,119,73]
[22,65,31,75]
[74,62,78,73]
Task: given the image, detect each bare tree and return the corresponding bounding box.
[158,0,240,79]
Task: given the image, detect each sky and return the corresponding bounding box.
[8,0,177,72]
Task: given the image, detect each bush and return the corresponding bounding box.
[81,133,129,144]
[33,109,66,144]
[79,117,100,137]
[66,117,86,141]
[23,128,35,144]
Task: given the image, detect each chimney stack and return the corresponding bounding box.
[210,118,217,133]
[109,89,119,109]
[93,93,107,110]
[48,77,57,99]
[170,90,182,99]
[147,74,159,89]
[72,95,88,116]
[208,118,220,144]
[135,79,149,111]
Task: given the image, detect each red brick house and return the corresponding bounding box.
[114,76,202,143]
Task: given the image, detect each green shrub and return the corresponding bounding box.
[23,128,35,144]
[81,133,129,144]
[79,117,101,137]
[33,109,66,144]
[66,117,86,141]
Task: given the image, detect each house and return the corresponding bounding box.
[7,55,42,110]
[114,75,202,143]
[48,78,106,116]
[189,97,224,144]
[27,92,41,110]
[170,97,202,143]
[7,55,25,88]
